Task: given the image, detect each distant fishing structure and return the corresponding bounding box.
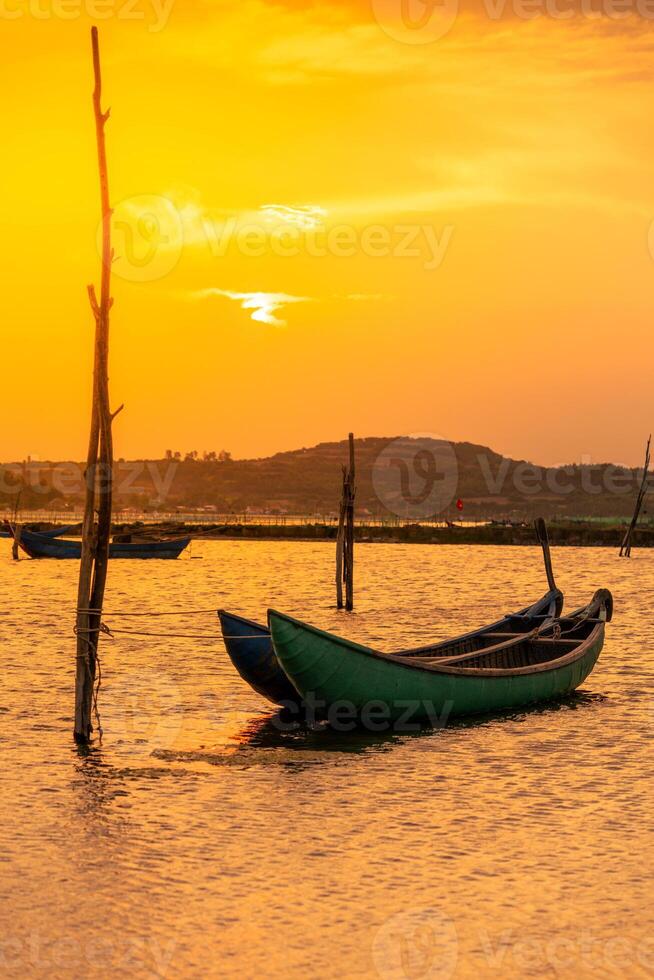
[336,433,356,611]
[619,434,651,558]
[74,28,123,744]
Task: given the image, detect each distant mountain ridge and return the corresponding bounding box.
[0,436,649,519]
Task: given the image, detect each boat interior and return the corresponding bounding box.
[396,613,602,669]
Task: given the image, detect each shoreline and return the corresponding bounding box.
[124,521,654,548]
[8,519,654,548]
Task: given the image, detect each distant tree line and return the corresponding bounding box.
[165,450,233,462]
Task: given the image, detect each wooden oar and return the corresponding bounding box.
[534,518,557,593]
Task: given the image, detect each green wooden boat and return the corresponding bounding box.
[268,590,613,724]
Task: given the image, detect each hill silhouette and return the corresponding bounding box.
[1,437,650,520]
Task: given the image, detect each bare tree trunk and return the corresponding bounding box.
[74,27,120,744]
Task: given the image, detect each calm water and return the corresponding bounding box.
[1,542,652,979]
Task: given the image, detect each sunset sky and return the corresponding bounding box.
[1,0,653,465]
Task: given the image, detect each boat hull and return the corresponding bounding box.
[218,589,562,707]
[218,611,299,705]
[12,528,191,560]
[268,613,604,722]
[1,524,76,539]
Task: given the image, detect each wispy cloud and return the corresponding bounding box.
[191,288,312,327]
[188,288,386,326]
[260,204,328,229]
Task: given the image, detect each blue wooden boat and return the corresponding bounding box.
[218,610,299,705]
[219,519,567,708]
[40,524,78,538]
[1,523,76,539]
[10,527,190,560]
[218,588,564,707]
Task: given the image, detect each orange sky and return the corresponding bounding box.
[1,0,653,465]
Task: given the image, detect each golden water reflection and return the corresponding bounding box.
[0,541,652,978]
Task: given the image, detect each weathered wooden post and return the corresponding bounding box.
[11,490,23,561]
[335,471,346,609]
[335,434,356,609]
[344,433,356,611]
[74,27,122,744]
[534,517,557,592]
[620,435,651,558]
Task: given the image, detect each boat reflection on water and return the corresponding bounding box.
[212,687,607,756]
[228,711,405,754]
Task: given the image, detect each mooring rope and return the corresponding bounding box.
[73,624,106,739]
[74,621,223,641]
[93,649,103,740]
[74,606,266,640]
[102,627,222,639]
[77,608,217,617]
[221,634,269,639]
[74,623,114,637]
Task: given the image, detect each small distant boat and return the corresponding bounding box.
[268,590,613,722]
[9,526,190,560]
[1,523,76,539]
[218,588,564,707]
[40,525,79,538]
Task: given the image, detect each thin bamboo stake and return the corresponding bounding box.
[620,435,651,558]
[11,489,22,561]
[534,518,557,593]
[74,27,119,744]
[344,433,356,611]
[335,474,346,610]
[335,435,356,609]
